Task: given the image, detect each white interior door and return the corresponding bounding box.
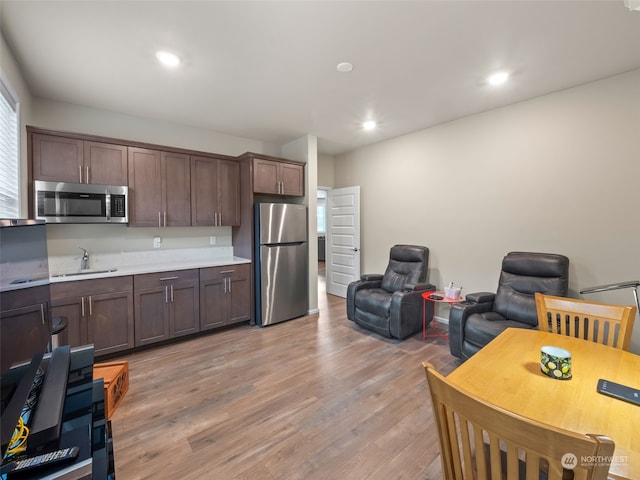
[326,186,360,297]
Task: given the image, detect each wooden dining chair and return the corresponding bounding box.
[535,293,636,350]
[422,362,615,480]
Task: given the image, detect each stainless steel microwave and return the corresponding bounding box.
[34,180,128,224]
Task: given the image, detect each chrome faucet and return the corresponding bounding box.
[79,248,90,270]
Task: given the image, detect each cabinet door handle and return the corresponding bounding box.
[158,211,162,228]
[164,211,167,227]
[88,295,93,316]
[40,303,46,324]
[160,276,179,281]
[86,166,90,184]
[170,285,174,303]
[165,285,169,303]
[223,277,227,293]
[81,296,85,317]
[79,165,83,183]
[219,270,234,274]
[228,278,232,294]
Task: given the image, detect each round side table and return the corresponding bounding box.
[421,291,465,341]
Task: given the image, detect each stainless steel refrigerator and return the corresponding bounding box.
[255,203,308,326]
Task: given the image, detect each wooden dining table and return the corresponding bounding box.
[446,328,640,480]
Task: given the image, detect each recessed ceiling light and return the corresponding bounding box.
[337,62,354,73]
[362,120,377,131]
[487,71,509,86]
[156,51,181,68]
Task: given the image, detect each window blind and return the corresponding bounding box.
[0,79,19,218]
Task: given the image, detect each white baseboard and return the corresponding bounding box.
[433,315,449,325]
[308,308,320,315]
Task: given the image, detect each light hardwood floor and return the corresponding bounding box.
[109,265,459,479]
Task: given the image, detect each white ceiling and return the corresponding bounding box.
[2,1,640,156]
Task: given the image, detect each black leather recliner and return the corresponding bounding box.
[347,245,436,339]
[449,251,569,360]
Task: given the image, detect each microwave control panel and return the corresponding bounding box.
[111,195,126,218]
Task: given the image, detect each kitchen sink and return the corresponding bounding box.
[51,268,118,278]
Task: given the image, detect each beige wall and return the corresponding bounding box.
[281,135,319,313]
[335,69,640,353]
[317,154,335,188]
[31,97,276,157]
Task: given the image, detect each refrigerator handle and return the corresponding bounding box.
[263,242,306,247]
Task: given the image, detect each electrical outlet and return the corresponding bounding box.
[153,236,162,248]
[209,236,216,246]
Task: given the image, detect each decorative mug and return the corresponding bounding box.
[540,346,572,380]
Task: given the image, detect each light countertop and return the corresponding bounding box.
[48,247,251,283]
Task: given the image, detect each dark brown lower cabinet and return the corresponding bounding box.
[0,285,51,373]
[200,264,251,330]
[134,269,199,347]
[50,277,134,357]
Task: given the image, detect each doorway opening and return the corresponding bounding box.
[317,188,329,300]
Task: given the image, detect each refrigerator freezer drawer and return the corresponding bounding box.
[259,243,308,326]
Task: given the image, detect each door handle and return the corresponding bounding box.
[353,247,359,252]
[88,296,92,316]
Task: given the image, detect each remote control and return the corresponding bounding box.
[597,379,640,406]
[429,294,443,300]
[8,446,79,474]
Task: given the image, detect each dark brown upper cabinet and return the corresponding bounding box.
[252,156,304,197]
[31,131,128,185]
[191,156,240,227]
[128,148,191,227]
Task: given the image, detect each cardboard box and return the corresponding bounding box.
[94,361,129,419]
